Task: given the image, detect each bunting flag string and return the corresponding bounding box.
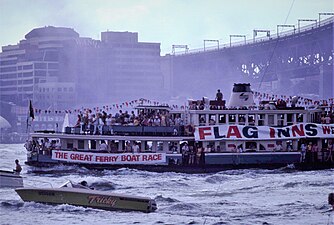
[17,93,334,116]
[253,91,334,107]
[32,98,177,115]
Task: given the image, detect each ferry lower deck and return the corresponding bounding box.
[26,150,334,173]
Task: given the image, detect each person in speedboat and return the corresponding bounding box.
[13,159,22,174]
[72,180,94,190]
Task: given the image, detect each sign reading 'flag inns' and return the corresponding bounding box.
[194,123,334,141]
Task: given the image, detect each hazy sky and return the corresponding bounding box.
[0,0,332,55]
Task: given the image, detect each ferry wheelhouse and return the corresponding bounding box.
[25,84,334,172]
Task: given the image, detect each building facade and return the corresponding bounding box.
[0,26,168,130]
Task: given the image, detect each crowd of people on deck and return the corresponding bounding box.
[178,143,217,166]
[300,141,333,163]
[73,109,184,134]
[320,113,334,124]
[25,138,61,155]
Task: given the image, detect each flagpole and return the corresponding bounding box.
[26,100,30,133]
[26,100,35,133]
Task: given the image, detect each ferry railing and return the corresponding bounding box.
[63,125,193,137]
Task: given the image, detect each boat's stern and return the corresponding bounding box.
[148,199,157,212]
[0,171,23,188]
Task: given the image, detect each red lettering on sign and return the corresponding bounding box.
[70,153,92,161]
[95,155,119,162]
[291,124,305,137]
[322,126,331,134]
[55,151,68,159]
[141,154,162,161]
[121,155,140,161]
[269,128,275,138]
[198,127,212,140]
[226,126,241,138]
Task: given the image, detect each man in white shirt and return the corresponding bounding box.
[132,142,140,153]
[99,140,108,152]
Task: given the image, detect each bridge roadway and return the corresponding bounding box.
[163,17,333,99]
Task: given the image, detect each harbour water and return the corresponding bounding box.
[0,144,333,225]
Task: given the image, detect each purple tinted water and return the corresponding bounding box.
[0,144,333,225]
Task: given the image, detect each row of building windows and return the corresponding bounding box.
[39,87,74,92]
[1,79,34,86]
[0,80,17,85]
[0,71,35,79]
[22,72,33,77]
[18,63,58,70]
[37,93,75,100]
[0,66,17,72]
[0,86,33,92]
[35,63,47,69]
[0,73,16,79]
[18,86,33,91]
[18,79,33,85]
[0,59,17,66]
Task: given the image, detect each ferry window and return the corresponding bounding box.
[218,114,226,124]
[109,141,118,153]
[89,140,96,150]
[199,114,206,125]
[157,141,163,151]
[245,142,257,151]
[67,142,74,150]
[133,141,141,152]
[237,144,243,152]
[145,141,153,152]
[268,114,275,126]
[168,141,178,153]
[228,114,236,124]
[238,114,245,125]
[206,142,215,152]
[209,114,216,125]
[297,114,303,122]
[257,114,265,126]
[278,114,285,127]
[287,114,293,125]
[217,141,226,152]
[78,140,84,149]
[248,114,255,125]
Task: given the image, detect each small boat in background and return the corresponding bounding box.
[0,170,23,188]
[15,180,157,213]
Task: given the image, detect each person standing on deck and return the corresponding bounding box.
[216,89,223,102]
[99,140,108,152]
[300,143,306,162]
[132,142,140,153]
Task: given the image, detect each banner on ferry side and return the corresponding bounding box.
[194,123,334,141]
[52,151,166,165]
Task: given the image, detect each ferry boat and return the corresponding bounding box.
[24,84,334,172]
